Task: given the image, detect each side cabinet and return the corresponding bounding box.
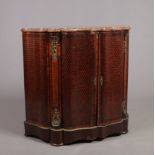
[22,27,130,146]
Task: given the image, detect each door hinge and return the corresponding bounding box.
[122,100,126,113]
[94,77,97,86]
[124,33,128,54]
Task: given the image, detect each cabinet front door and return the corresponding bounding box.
[98,31,125,125]
[61,31,98,129]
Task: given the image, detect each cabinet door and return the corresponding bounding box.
[98,31,124,125]
[61,31,98,129]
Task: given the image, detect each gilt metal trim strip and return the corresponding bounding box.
[25,117,128,132]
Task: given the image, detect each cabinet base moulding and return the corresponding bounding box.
[25,116,128,146]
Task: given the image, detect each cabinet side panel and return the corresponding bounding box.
[99,31,124,124]
[23,32,49,126]
[61,32,98,128]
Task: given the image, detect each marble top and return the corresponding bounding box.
[21,26,130,32]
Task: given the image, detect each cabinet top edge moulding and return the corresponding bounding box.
[21,26,130,32]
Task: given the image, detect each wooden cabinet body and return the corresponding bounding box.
[22,27,130,146]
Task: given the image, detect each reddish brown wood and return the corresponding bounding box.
[48,33,62,125]
[98,31,124,124]
[22,27,130,146]
[61,31,97,129]
[123,31,129,115]
[22,32,50,126]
